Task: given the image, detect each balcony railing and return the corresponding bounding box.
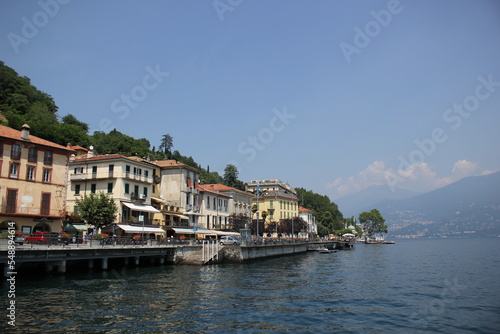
[70,172,117,180]
[130,193,146,202]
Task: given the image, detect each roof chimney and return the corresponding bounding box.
[87,145,95,158]
[21,124,30,140]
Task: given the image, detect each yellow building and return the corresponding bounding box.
[246,179,299,228]
[0,124,73,234]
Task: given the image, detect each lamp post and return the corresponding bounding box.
[256,211,259,237]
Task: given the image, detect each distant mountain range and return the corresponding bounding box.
[336,171,500,238]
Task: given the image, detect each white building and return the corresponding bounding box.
[67,153,160,228]
[197,184,232,230]
[201,184,253,217]
[299,206,317,236]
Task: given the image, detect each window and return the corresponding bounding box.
[43,151,52,164]
[11,144,21,159]
[6,189,18,214]
[92,166,97,176]
[213,198,216,210]
[41,193,51,216]
[28,147,37,162]
[43,169,51,183]
[74,167,84,174]
[125,183,130,194]
[26,166,36,181]
[9,163,19,178]
[206,196,210,209]
[107,183,113,193]
[134,185,139,195]
[75,184,81,195]
[145,170,149,178]
[125,165,131,176]
[0,142,3,156]
[143,187,148,197]
[91,184,97,193]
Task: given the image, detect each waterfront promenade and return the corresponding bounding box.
[0,238,354,276]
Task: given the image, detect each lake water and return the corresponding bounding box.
[2,238,500,333]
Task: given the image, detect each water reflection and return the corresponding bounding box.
[4,240,500,333]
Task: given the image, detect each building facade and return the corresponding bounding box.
[67,153,160,228]
[299,206,317,236]
[0,124,73,234]
[152,160,201,229]
[201,184,253,218]
[246,179,299,227]
[197,184,231,230]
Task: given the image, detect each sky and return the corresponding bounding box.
[1,0,499,202]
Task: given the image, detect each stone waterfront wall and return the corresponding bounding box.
[222,243,308,263]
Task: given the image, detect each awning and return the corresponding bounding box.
[213,231,241,236]
[172,228,196,234]
[171,228,218,235]
[196,229,218,235]
[65,224,88,232]
[151,197,166,204]
[122,202,160,213]
[116,224,166,234]
[172,214,189,220]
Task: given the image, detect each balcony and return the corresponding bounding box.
[130,193,146,202]
[124,172,153,184]
[161,205,181,213]
[70,172,117,181]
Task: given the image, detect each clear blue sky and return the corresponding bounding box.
[1,0,499,201]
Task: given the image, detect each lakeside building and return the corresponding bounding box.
[299,206,317,236]
[197,184,231,230]
[0,124,74,234]
[201,184,253,218]
[66,152,160,235]
[152,160,201,231]
[246,179,299,232]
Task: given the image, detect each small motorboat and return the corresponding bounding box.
[317,248,337,253]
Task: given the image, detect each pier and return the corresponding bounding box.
[0,239,355,276]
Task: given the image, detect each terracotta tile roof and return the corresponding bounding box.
[197,185,232,198]
[0,124,72,151]
[67,144,88,152]
[299,206,313,212]
[153,160,201,173]
[203,184,252,196]
[72,154,155,166]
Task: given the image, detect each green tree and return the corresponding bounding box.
[199,170,224,185]
[295,187,344,234]
[223,164,239,188]
[90,129,151,157]
[228,213,252,231]
[159,134,173,158]
[359,209,388,238]
[76,192,118,232]
[62,114,89,133]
